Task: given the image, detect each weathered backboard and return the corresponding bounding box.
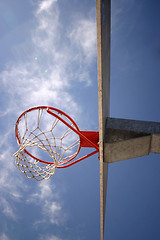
[96,0,111,239]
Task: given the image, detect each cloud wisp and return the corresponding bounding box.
[27,181,64,226]
[0,233,9,240]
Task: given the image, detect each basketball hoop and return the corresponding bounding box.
[13,106,99,181]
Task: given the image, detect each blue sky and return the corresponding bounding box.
[0,0,160,240]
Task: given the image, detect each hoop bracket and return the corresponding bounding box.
[47,107,99,151]
[80,131,99,148]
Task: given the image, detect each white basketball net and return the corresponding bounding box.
[14,151,56,181]
[13,107,80,181]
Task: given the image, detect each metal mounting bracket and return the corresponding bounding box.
[104,117,160,163]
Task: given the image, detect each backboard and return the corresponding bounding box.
[96,0,111,239]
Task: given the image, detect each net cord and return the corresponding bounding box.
[14,106,99,180]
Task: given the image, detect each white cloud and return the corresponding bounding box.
[69,18,97,63]
[27,181,64,225]
[39,234,62,240]
[37,0,57,14]
[0,198,16,220]
[44,200,62,224]
[0,131,25,220]
[34,0,60,54]
[0,233,9,240]
[27,181,56,201]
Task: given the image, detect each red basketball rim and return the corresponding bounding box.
[15,106,82,165]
